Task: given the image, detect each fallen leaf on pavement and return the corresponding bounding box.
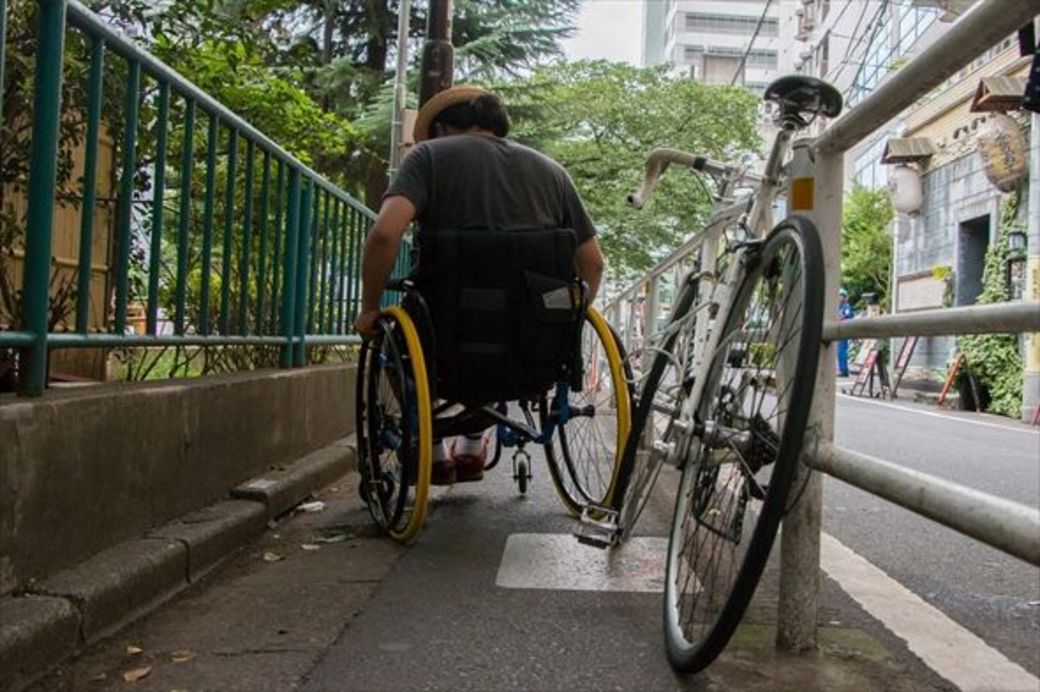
[301,543,321,551]
[262,552,284,562]
[126,645,143,655]
[122,666,151,682]
[170,650,195,663]
[314,533,350,544]
[89,672,107,682]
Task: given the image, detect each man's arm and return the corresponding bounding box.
[574,236,605,304]
[355,195,416,337]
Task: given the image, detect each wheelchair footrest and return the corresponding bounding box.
[574,504,621,550]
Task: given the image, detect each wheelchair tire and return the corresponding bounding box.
[543,307,632,517]
[356,306,433,544]
[663,216,823,673]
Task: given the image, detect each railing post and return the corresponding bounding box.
[113,59,140,336]
[75,36,104,334]
[777,138,842,651]
[18,0,67,396]
[279,169,302,367]
[292,178,313,367]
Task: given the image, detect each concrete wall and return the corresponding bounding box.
[0,364,356,596]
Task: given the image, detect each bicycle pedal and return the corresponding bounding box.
[573,504,620,549]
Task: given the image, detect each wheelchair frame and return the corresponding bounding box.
[357,282,631,544]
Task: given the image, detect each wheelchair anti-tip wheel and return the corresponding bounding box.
[543,307,632,516]
[355,306,433,544]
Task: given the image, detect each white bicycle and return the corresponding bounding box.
[602,75,842,673]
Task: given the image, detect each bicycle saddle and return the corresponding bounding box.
[764,75,843,120]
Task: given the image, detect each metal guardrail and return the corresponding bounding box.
[1,0,408,396]
[603,0,1040,654]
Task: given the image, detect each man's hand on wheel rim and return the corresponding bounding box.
[355,309,382,340]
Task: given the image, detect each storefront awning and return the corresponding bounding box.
[970,76,1026,112]
[881,137,937,164]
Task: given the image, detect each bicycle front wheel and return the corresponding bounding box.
[664,216,823,673]
[614,274,701,541]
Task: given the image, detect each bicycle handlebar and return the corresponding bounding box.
[627,149,728,209]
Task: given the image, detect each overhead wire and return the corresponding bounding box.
[841,0,892,99]
[829,0,886,82]
[730,0,775,86]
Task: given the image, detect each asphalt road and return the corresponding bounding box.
[828,394,1040,677]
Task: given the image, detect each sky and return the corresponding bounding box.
[561,0,644,65]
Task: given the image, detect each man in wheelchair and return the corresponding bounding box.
[355,85,607,485]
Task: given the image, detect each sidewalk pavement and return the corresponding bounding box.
[0,438,356,692]
[17,462,953,692]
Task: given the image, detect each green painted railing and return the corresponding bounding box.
[0,0,407,396]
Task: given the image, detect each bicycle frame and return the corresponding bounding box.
[636,127,797,472]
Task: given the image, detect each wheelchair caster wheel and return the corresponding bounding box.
[512,449,532,495]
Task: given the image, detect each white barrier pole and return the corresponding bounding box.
[777,139,843,651]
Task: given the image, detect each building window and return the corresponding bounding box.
[683,45,704,64]
[848,4,937,106]
[687,45,777,70]
[854,138,888,189]
[685,12,779,37]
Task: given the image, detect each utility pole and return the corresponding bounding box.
[389,0,412,176]
[419,0,453,106]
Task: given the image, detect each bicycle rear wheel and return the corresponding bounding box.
[664,216,823,673]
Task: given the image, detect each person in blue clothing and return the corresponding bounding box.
[836,288,854,377]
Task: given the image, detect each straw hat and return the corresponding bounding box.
[413,85,490,143]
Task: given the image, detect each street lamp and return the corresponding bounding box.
[1006,228,1028,301]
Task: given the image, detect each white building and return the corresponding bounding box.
[776,0,954,186]
[642,0,783,96]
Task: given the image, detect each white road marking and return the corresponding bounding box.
[838,394,1040,436]
[496,533,667,593]
[820,532,1040,692]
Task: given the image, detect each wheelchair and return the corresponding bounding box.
[355,228,632,543]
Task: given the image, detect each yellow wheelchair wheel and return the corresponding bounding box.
[543,307,632,516]
[356,306,432,543]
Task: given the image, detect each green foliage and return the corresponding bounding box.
[499,60,761,280]
[931,264,954,308]
[841,185,893,310]
[958,195,1024,418]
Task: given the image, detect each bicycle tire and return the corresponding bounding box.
[663,216,824,673]
[612,274,700,541]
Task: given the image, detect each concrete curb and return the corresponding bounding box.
[0,439,356,692]
[0,596,79,692]
[232,438,355,519]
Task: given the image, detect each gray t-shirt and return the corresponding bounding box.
[384,134,597,243]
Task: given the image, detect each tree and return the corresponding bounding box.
[840,185,893,309]
[498,60,761,281]
[244,0,582,204]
